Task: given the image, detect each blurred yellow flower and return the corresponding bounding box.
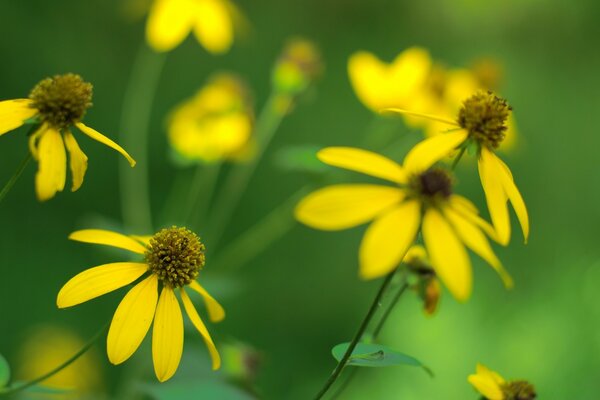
[56,226,225,382]
[468,363,537,400]
[295,146,512,302]
[272,38,323,100]
[0,74,135,201]
[146,0,240,53]
[403,245,441,315]
[168,73,254,163]
[16,325,103,399]
[386,91,529,246]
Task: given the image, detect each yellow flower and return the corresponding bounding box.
[386,91,529,246]
[168,73,254,163]
[146,0,240,53]
[272,38,323,98]
[468,363,537,400]
[0,74,135,201]
[403,245,441,315]
[56,226,224,382]
[295,146,513,301]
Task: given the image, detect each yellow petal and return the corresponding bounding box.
[449,195,499,242]
[359,200,420,280]
[468,374,504,400]
[444,206,513,289]
[107,275,158,365]
[146,0,195,52]
[180,288,221,370]
[57,262,148,308]
[0,99,37,136]
[131,235,152,246]
[403,130,468,174]
[62,130,88,192]
[189,281,225,323]
[35,127,67,201]
[317,147,407,184]
[478,149,510,246]
[152,287,184,382]
[494,154,530,243]
[382,108,460,126]
[193,0,233,54]
[69,229,147,254]
[422,208,472,302]
[28,123,46,159]
[75,122,136,167]
[295,184,404,230]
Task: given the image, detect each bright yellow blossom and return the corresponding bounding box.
[56,226,224,382]
[386,91,529,246]
[146,0,240,53]
[468,363,537,400]
[295,146,512,301]
[0,74,135,201]
[168,73,254,163]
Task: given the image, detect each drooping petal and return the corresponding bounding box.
[107,275,158,365]
[180,288,221,370]
[193,0,234,54]
[317,147,407,184]
[152,287,184,382]
[479,149,510,245]
[63,130,88,192]
[146,0,195,52]
[28,124,46,159]
[449,195,499,243]
[359,200,421,280]
[403,130,468,174]
[189,281,225,322]
[131,235,152,246]
[75,122,136,167]
[468,363,505,400]
[57,262,148,308]
[69,229,147,255]
[294,184,405,230]
[0,99,37,136]
[444,206,513,288]
[422,208,472,302]
[35,127,67,201]
[476,363,506,385]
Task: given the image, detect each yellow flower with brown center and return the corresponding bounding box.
[0,74,135,201]
[386,91,529,246]
[146,0,241,53]
[468,363,537,400]
[56,226,224,382]
[295,146,512,301]
[168,73,254,163]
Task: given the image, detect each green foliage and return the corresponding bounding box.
[0,354,9,388]
[138,381,254,400]
[274,145,330,173]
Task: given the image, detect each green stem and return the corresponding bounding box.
[313,269,397,400]
[0,152,31,204]
[451,146,467,170]
[0,323,108,396]
[186,163,222,231]
[119,44,167,233]
[207,93,289,249]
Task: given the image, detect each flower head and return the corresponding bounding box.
[272,38,323,101]
[468,363,537,400]
[0,74,135,201]
[295,146,513,301]
[57,226,224,382]
[403,246,441,315]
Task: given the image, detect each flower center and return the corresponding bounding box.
[500,380,537,400]
[411,168,453,201]
[144,226,206,288]
[457,91,511,149]
[29,74,93,129]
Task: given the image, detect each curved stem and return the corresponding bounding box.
[119,44,167,233]
[0,322,108,396]
[0,152,31,204]
[451,146,467,170]
[313,269,397,400]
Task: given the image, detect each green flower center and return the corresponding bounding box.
[500,380,537,400]
[457,91,511,149]
[29,74,93,129]
[410,168,453,202]
[144,226,206,288]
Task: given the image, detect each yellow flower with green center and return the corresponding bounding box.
[386,91,529,246]
[0,74,135,201]
[168,73,254,163]
[56,226,224,382]
[295,146,512,301]
[468,363,537,400]
[146,0,241,53]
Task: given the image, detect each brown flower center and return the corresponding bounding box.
[457,91,511,149]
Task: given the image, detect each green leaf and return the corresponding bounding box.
[0,354,9,387]
[331,342,433,377]
[274,145,329,173]
[138,380,254,400]
[21,384,73,395]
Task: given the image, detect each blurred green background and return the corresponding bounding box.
[1,0,600,398]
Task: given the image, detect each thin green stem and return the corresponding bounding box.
[186,163,222,231]
[0,322,108,396]
[313,269,397,400]
[451,146,467,170]
[119,44,167,233]
[0,152,31,204]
